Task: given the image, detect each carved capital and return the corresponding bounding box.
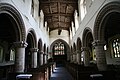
[92,40,106,47]
[14,41,27,48]
[30,48,39,52]
[81,47,89,52]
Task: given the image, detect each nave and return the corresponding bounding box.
[50,64,73,80]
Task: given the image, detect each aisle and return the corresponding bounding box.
[50,66,73,80]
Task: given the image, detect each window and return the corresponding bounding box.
[111,38,120,58]
[23,0,25,2]
[109,35,120,58]
[53,42,65,55]
[0,46,3,62]
[10,48,15,61]
[31,0,34,17]
[80,0,87,20]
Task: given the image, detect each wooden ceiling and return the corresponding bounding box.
[40,0,78,32]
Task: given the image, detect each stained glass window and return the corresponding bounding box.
[53,42,65,55]
[112,38,120,58]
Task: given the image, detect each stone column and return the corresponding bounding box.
[43,53,45,64]
[40,51,44,65]
[14,41,27,73]
[92,40,107,71]
[30,48,38,68]
[44,53,47,64]
[81,47,90,66]
[70,54,72,62]
[76,50,81,64]
[73,53,76,63]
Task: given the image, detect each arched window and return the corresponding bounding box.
[109,35,120,58]
[80,0,87,20]
[0,46,3,62]
[10,48,15,61]
[53,42,65,55]
[31,0,34,17]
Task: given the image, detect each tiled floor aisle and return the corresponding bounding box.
[50,67,73,80]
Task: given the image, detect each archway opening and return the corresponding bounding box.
[52,41,67,67]
[105,12,120,59]
[25,32,34,71]
[0,13,20,78]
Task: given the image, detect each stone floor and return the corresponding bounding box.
[50,67,73,80]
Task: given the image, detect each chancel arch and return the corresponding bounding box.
[50,39,70,66]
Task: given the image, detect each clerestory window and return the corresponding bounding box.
[80,0,87,20]
[31,0,34,17]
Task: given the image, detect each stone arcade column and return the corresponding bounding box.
[40,51,44,65]
[76,50,81,64]
[14,41,27,73]
[30,48,38,68]
[44,53,47,64]
[73,53,76,63]
[92,40,107,71]
[81,47,90,66]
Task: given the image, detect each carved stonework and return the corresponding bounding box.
[14,41,28,48]
[92,40,106,47]
[81,47,89,52]
[94,2,120,40]
[30,48,39,52]
[0,3,26,41]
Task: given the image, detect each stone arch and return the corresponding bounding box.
[94,1,120,41]
[25,28,37,69]
[50,39,70,61]
[82,27,94,66]
[77,37,82,51]
[94,2,120,68]
[38,39,43,51]
[43,43,46,52]
[26,28,37,48]
[0,3,26,41]
[37,38,43,67]
[73,42,76,53]
[82,27,93,47]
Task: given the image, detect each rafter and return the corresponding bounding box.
[40,0,77,4]
[45,13,73,17]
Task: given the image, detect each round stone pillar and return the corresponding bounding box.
[81,47,90,66]
[14,41,27,73]
[30,48,38,68]
[93,40,107,71]
[40,51,44,65]
[44,53,47,64]
[76,50,81,64]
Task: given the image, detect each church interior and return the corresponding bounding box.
[0,0,120,80]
